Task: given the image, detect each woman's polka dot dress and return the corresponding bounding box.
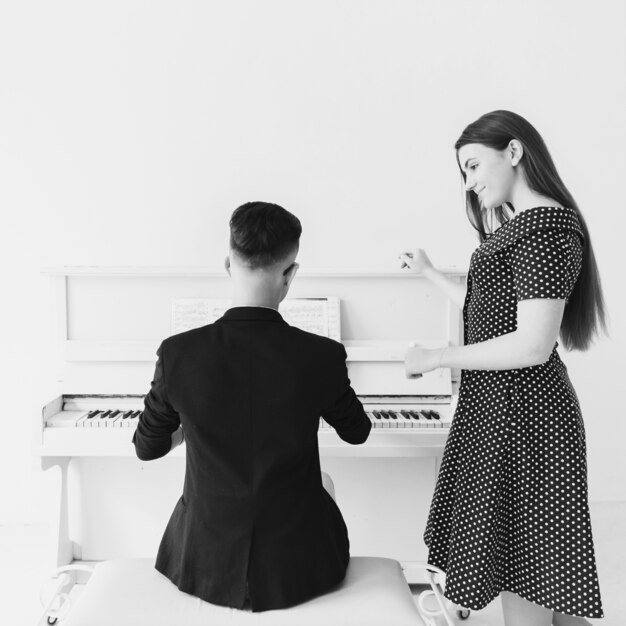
[424,206,604,618]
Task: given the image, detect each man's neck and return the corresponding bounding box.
[231,292,280,310]
[231,301,278,311]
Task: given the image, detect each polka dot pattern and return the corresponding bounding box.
[424,207,604,618]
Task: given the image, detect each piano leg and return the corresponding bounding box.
[41,458,73,570]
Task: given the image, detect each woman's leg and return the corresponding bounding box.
[501,591,552,626]
[552,613,592,626]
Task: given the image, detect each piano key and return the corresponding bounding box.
[400,411,415,428]
[383,411,397,428]
[399,413,415,428]
[98,411,114,428]
[127,411,140,428]
[392,411,405,427]
[80,410,100,428]
[423,411,439,427]
[407,410,430,428]
[75,412,90,427]
[116,410,133,428]
[105,410,122,427]
[87,411,103,428]
[376,411,390,428]
[414,411,431,428]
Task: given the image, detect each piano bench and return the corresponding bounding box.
[54,557,422,626]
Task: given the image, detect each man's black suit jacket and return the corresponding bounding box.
[133,306,371,612]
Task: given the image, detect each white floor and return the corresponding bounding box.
[2,501,624,626]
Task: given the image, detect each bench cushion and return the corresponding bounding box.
[62,556,420,625]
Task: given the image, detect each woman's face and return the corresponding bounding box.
[457,143,518,210]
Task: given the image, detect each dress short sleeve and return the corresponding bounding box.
[506,229,583,301]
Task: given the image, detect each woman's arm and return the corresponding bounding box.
[399,249,466,309]
[406,298,565,375]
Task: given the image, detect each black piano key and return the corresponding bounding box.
[388,411,397,419]
[372,411,382,420]
[381,411,390,420]
[430,410,441,420]
[86,410,99,419]
[409,411,420,420]
[122,410,133,419]
[420,410,432,420]
[110,410,120,418]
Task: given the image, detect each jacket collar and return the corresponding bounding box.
[477,206,583,256]
[219,306,286,323]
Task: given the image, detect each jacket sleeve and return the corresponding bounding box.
[320,343,371,444]
[132,342,180,461]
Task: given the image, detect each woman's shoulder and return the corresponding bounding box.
[476,206,582,257]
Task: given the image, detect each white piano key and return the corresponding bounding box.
[75,413,89,428]
[398,413,413,428]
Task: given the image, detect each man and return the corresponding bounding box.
[133,201,371,612]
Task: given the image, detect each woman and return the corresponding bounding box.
[400,110,605,625]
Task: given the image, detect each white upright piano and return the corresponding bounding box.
[37,266,464,583]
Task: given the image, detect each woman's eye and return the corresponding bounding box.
[469,164,478,171]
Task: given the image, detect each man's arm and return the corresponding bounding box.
[133,343,182,461]
[320,343,371,444]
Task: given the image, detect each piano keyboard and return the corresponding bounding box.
[46,401,450,430]
[44,396,145,429]
[75,410,142,428]
[321,407,448,430]
[40,395,453,457]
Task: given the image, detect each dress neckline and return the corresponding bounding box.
[478,206,582,257]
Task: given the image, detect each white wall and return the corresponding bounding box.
[1,0,625,522]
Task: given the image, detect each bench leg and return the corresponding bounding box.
[416,565,470,625]
[38,564,94,626]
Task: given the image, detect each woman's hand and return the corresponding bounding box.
[398,249,467,309]
[398,248,434,274]
[405,345,441,378]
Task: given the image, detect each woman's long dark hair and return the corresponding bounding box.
[455,110,606,350]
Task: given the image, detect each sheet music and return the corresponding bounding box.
[171,299,230,335]
[281,298,341,341]
[171,297,341,341]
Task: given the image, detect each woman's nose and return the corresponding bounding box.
[464,176,475,192]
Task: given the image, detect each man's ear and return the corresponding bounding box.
[224,255,231,276]
[284,262,299,289]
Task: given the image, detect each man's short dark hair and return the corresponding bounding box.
[229,202,302,269]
